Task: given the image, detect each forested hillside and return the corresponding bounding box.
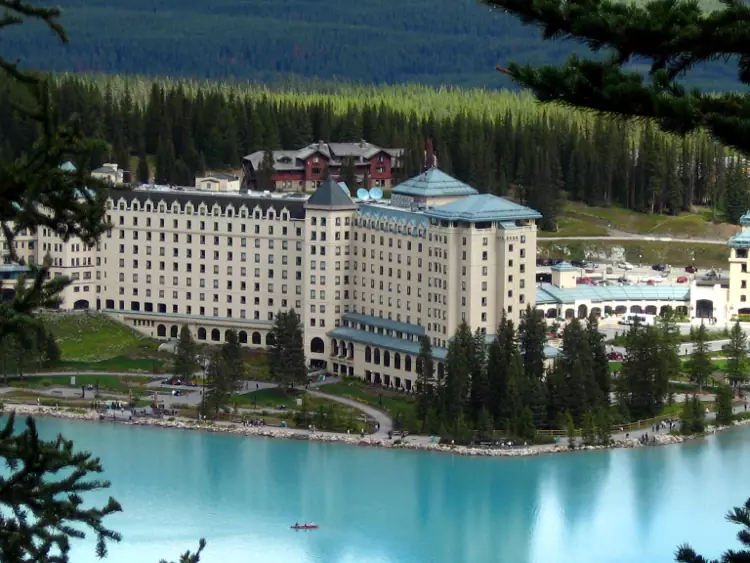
[0,74,747,229]
[1,0,735,89]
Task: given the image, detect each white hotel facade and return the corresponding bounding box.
[2,167,541,391]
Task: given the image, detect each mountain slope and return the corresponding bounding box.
[2,0,737,88]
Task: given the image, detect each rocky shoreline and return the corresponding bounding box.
[2,402,748,458]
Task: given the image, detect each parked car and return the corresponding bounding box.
[536,258,550,267]
[549,258,564,266]
[607,351,624,361]
[652,264,666,271]
[617,262,634,270]
[571,260,588,268]
[685,265,698,273]
[676,276,688,283]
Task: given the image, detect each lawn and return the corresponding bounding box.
[538,239,728,269]
[538,216,608,238]
[42,312,158,362]
[319,378,418,430]
[563,201,739,239]
[235,387,301,409]
[9,375,154,393]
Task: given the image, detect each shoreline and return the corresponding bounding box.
[1,402,746,458]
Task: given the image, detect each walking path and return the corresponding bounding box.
[307,389,392,437]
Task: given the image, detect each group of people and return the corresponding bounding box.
[242,418,266,427]
[652,418,678,433]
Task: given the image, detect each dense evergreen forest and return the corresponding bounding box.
[1,73,748,228]
[1,0,736,90]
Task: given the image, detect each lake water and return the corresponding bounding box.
[4,416,748,563]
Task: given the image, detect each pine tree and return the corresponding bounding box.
[724,161,749,224]
[137,151,150,184]
[595,408,611,445]
[680,395,695,435]
[565,411,576,449]
[203,350,232,417]
[221,329,245,392]
[268,310,306,390]
[487,0,750,155]
[690,324,714,390]
[415,335,435,428]
[724,321,748,389]
[443,321,474,422]
[715,384,735,427]
[341,156,358,189]
[581,411,597,446]
[173,326,197,380]
[257,150,276,191]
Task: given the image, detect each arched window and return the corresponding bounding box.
[383,351,390,367]
[365,346,372,362]
[405,355,412,372]
[310,337,325,354]
[266,333,276,346]
[157,324,167,337]
[197,327,207,340]
[239,331,248,344]
[331,339,338,356]
[348,342,354,359]
[394,353,401,370]
[374,349,381,365]
[211,329,220,341]
[170,325,179,338]
[252,332,262,345]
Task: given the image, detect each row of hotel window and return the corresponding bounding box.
[111,202,298,220]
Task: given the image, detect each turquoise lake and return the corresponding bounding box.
[5,417,749,563]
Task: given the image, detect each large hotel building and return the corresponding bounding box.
[3,168,541,390]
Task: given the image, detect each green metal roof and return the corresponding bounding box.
[327,327,448,360]
[535,283,690,305]
[343,312,425,337]
[551,261,579,272]
[729,229,750,248]
[425,194,541,223]
[393,168,478,198]
[60,161,77,172]
[740,212,750,227]
[357,204,429,235]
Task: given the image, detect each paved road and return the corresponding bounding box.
[307,389,392,437]
[541,234,727,245]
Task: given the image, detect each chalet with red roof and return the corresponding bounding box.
[241,140,403,192]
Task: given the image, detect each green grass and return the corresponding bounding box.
[52,357,165,373]
[538,216,609,238]
[9,375,153,393]
[538,239,728,269]
[235,387,301,409]
[42,313,158,362]
[320,379,417,417]
[563,202,738,239]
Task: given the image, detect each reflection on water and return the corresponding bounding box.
[6,417,748,563]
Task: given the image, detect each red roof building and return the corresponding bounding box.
[242,140,403,192]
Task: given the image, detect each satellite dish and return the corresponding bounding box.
[369,188,383,201]
[356,188,370,200]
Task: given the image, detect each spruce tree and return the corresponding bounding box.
[486,0,750,155]
[257,150,276,191]
[724,321,748,389]
[137,152,150,184]
[203,350,232,417]
[268,310,306,390]
[341,156,358,190]
[715,384,735,427]
[173,325,197,380]
[221,329,245,392]
[443,321,474,422]
[690,324,714,390]
[416,335,435,428]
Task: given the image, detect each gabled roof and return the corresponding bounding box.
[305,177,356,209]
[426,193,541,222]
[393,168,478,198]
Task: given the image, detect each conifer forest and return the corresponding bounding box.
[1,74,748,229]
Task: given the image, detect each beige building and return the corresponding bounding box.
[92,163,124,185]
[195,173,241,192]
[6,167,542,391]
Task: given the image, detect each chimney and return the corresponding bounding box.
[360,139,367,148]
